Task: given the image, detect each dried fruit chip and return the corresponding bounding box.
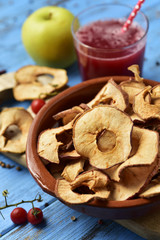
[73,105,133,169]
[61,158,85,182]
[88,79,129,111]
[133,86,160,120]
[151,84,160,106]
[56,170,110,204]
[53,106,84,125]
[37,119,75,164]
[13,65,68,101]
[120,79,146,104]
[38,129,63,164]
[108,160,159,201]
[70,169,108,191]
[140,175,160,198]
[0,72,15,104]
[0,107,33,153]
[59,149,81,160]
[151,84,160,98]
[56,179,110,204]
[128,64,144,83]
[110,126,159,182]
[119,65,148,105]
[126,107,145,124]
[46,161,67,179]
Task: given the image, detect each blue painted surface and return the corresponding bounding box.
[0,0,160,239]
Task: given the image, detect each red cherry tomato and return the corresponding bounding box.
[10,207,27,224]
[27,208,43,225]
[31,99,45,114]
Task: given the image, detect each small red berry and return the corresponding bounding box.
[10,207,27,224]
[27,208,43,225]
[31,99,45,114]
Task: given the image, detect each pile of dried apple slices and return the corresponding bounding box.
[37,65,160,204]
[0,65,68,166]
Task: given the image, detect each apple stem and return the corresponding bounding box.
[48,12,52,20]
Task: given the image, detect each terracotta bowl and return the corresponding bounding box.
[26,76,160,219]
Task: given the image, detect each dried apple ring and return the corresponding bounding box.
[73,105,133,169]
[87,79,129,111]
[120,79,146,104]
[37,118,76,164]
[13,65,68,101]
[133,86,160,120]
[61,158,85,182]
[0,107,33,153]
[56,169,110,204]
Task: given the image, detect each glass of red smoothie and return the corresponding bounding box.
[71,4,149,81]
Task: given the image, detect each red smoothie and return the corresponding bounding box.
[75,19,146,81]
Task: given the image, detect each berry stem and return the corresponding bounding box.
[4,196,8,207]
[31,201,35,210]
[0,191,42,210]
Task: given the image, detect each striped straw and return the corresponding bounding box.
[122,0,145,32]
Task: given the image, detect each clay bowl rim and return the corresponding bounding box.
[26,75,160,209]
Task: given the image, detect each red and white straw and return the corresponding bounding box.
[122,0,145,32]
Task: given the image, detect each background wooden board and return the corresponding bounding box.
[0,0,160,239]
[116,210,160,240]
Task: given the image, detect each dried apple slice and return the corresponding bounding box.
[109,160,159,201]
[56,169,110,204]
[103,164,121,180]
[56,179,110,204]
[128,110,145,123]
[151,84,160,106]
[120,65,147,104]
[0,72,16,104]
[133,86,160,120]
[73,105,133,169]
[70,169,108,190]
[140,175,160,198]
[120,79,146,104]
[152,85,160,98]
[53,106,84,125]
[110,126,159,181]
[87,79,129,111]
[128,65,144,82]
[37,119,75,164]
[37,129,63,164]
[152,98,160,106]
[59,149,81,160]
[46,161,67,180]
[61,158,85,182]
[0,107,33,153]
[13,65,68,101]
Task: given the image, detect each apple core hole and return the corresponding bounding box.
[3,125,21,140]
[37,74,54,85]
[96,129,116,152]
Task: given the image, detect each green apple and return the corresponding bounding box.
[22,6,76,68]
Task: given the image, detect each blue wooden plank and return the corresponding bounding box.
[0,159,56,236]
[1,200,144,240]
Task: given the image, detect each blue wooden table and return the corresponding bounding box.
[0,0,160,239]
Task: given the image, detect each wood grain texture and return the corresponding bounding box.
[0,0,160,239]
[2,201,144,240]
[117,209,160,240]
